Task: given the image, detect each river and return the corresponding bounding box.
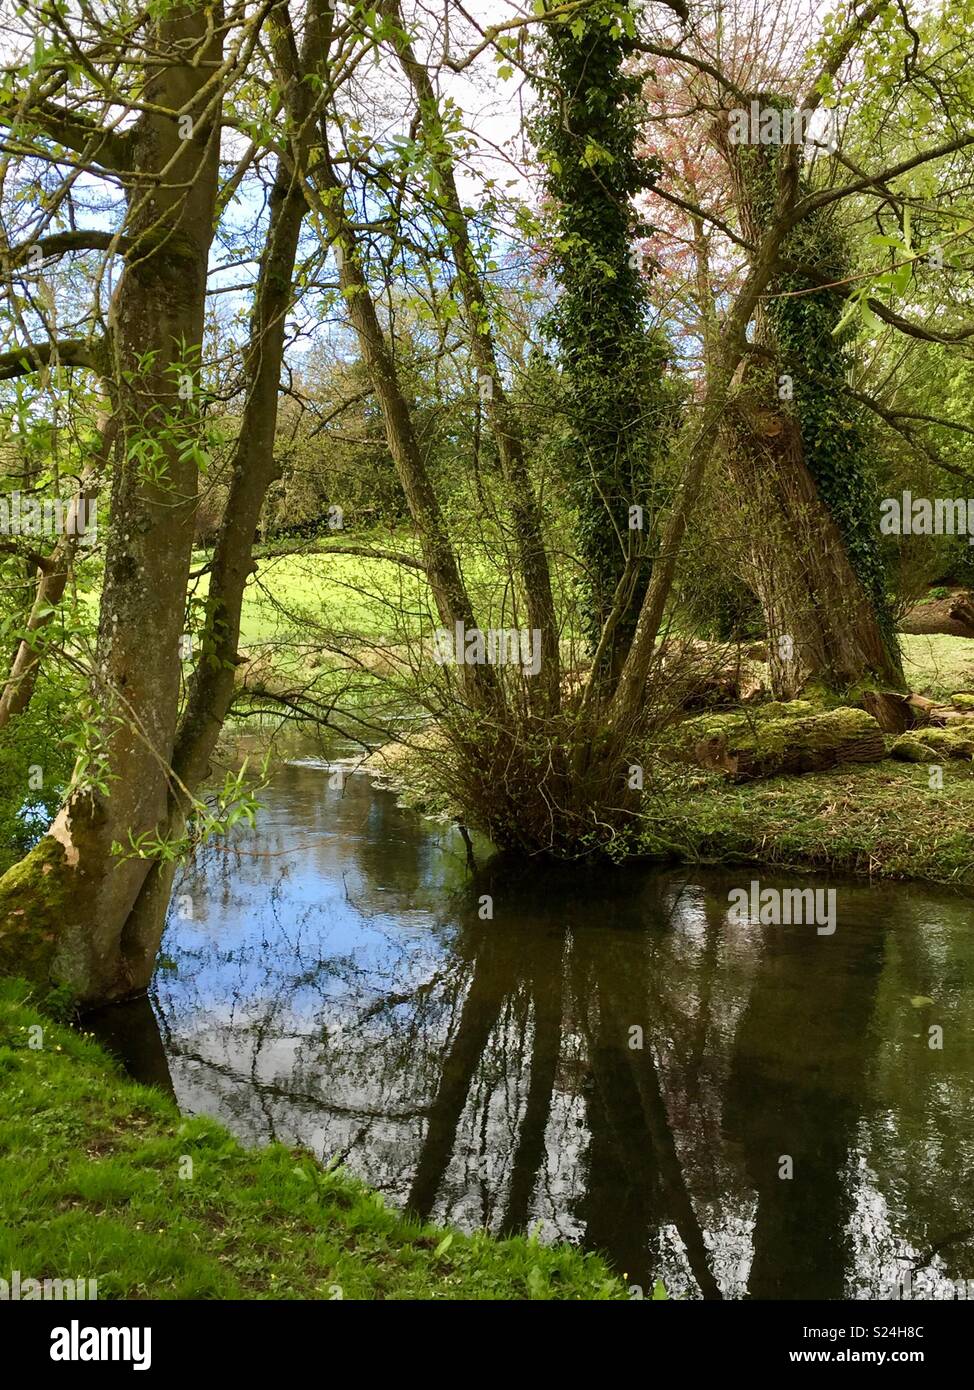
[90,757,974,1300]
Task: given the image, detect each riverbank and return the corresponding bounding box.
[643,759,974,887]
[369,628,974,889]
[0,979,624,1300]
[375,735,974,888]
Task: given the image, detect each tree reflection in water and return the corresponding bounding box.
[102,765,974,1300]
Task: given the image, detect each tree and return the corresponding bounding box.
[534,0,673,687]
[0,0,226,999]
[3,0,974,1010]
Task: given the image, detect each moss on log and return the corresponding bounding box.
[680,706,885,782]
[890,727,974,763]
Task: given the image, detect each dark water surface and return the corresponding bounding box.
[120,761,974,1299]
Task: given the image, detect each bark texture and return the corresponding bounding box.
[0,5,225,1002]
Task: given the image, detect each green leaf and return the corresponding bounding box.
[859,300,882,332]
[910,995,935,1008]
[889,262,912,297]
[831,297,859,336]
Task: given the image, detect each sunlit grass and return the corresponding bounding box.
[0,980,624,1301]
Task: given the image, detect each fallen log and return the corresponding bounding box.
[891,727,974,762]
[899,589,974,638]
[904,693,974,727]
[687,707,885,782]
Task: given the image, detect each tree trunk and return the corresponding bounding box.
[115,9,323,992]
[384,0,560,714]
[713,104,903,698]
[0,5,224,1003]
[723,388,902,696]
[305,131,499,713]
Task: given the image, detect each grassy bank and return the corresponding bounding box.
[0,980,623,1300]
[371,633,974,889]
[645,759,974,887]
[636,634,974,886]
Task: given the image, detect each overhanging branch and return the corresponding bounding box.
[0,338,103,380]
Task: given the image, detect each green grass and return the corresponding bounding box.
[233,561,974,687]
[238,548,425,647]
[646,759,974,887]
[231,537,573,649]
[900,633,974,700]
[0,979,623,1301]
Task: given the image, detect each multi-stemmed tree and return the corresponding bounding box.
[2,0,974,1005]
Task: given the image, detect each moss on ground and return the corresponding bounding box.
[0,979,623,1301]
[641,759,974,886]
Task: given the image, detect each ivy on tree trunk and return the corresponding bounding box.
[533,0,672,683]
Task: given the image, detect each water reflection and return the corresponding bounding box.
[132,763,974,1299]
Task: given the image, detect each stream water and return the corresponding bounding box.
[94,758,974,1300]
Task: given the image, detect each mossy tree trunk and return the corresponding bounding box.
[714,100,903,697]
[724,384,902,696]
[110,7,330,994]
[0,4,225,1002]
